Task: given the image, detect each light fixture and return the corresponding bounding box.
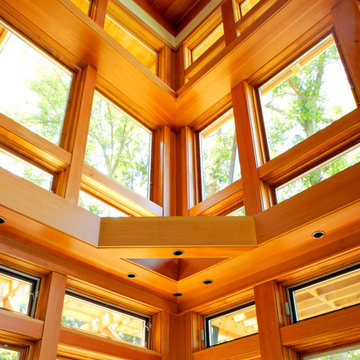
[127,273,137,279]
[173,250,184,256]
[0,217,5,224]
[203,280,213,285]
[173,292,182,297]
[312,230,325,239]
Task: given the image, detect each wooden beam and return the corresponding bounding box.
[193,334,260,360]
[255,281,296,359]
[232,82,263,215]
[0,309,43,341]
[59,327,161,360]
[281,304,360,353]
[34,272,67,360]
[60,65,97,203]
[221,0,237,45]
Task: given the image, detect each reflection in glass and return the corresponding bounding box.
[303,344,360,360]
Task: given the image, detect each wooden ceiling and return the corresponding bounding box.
[133,0,213,33]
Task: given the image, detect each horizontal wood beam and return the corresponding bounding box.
[281,304,360,353]
[0,309,43,340]
[193,334,260,360]
[59,327,161,360]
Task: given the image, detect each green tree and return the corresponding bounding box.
[0,349,19,360]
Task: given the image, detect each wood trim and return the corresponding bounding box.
[82,164,163,216]
[92,0,108,27]
[158,46,175,88]
[232,82,263,215]
[0,309,43,341]
[281,304,360,353]
[221,0,237,45]
[175,45,186,90]
[151,311,171,359]
[193,334,261,360]
[59,327,161,360]
[255,281,296,359]
[34,272,67,360]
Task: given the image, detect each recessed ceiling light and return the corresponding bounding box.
[0,217,5,224]
[173,250,184,256]
[173,292,182,297]
[127,273,137,279]
[312,230,325,239]
[203,280,213,285]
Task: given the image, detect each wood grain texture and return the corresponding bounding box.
[151,311,171,359]
[221,0,237,45]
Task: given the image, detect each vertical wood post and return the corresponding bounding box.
[159,46,176,89]
[175,45,186,90]
[221,0,237,45]
[232,81,263,215]
[56,65,97,203]
[91,0,108,27]
[255,281,297,360]
[34,272,67,360]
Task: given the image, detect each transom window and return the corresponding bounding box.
[259,34,357,160]
[0,346,23,360]
[85,91,152,199]
[205,302,258,347]
[0,23,73,146]
[61,291,150,347]
[238,0,262,17]
[303,344,360,359]
[200,109,241,200]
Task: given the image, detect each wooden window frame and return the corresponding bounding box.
[0,344,29,360]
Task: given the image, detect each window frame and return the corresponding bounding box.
[0,343,28,360]
[62,289,152,348]
[0,264,41,317]
[204,300,257,348]
[286,262,360,324]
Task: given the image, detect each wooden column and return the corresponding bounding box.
[175,45,186,90]
[34,272,67,360]
[255,281,297,360]
[333,0,360,104]
[176,127,197,215]
[56,65,97,203]
[232,81,263,215]
[91,0,108,27]
[152,312,171,360]
[221,0,237,45]
[183,312,202,358]
[159,46,175,89]
[152,126,176,216]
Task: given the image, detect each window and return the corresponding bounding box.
[205,302,258,347]
[200,109,241,200]
[69,0,91,15]
[0,23,73,145]
[0,346,22,360]
[61,291,150,347]
[85,91,152,199]
[276,144,360,202]
[78,190,128,217]
[0,147,53,190]
[238,0,262,16]
[303,344,360,359]
[287,264,360,322]
[104,1,158,74]
[0,265,40,317]
[259,34,357,159]
[227,207,246,216]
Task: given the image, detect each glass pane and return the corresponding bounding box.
[227,207,245,216]
[0,272,33,315]
[192,24,224,63]
[292,267,360,321]
[79,191,128,217]
[276,144,360,202]
[200,110,241,200]
[85,92,152,198]
[259,35,357,159]
[0,24,73,145]
[207,304,258,346]
[303,344,360,359]
[62,294,147,346]
[0,147,53,190]
[69,0,91,15]
[0,348,20,360]
[104,15,157,74]
[240,0,261,16]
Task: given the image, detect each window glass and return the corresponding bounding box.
[0,23,73,145]
[288,265,360,322]
[303,344,360,359]
[240,0,261,16]
[200,110,241,200]
[69,0,91,15]
[0,267,40,316]
[0,147,53,190]
[259,35,357,159]
[192,24,224,63]
[104,15,157,74]
[206,303,258,347]
[276,144,360,202]
[0,348,20,360]
[62,293,148,346]
[85,92,152,198]
[227,207,246,216]
[79,190,128,217]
